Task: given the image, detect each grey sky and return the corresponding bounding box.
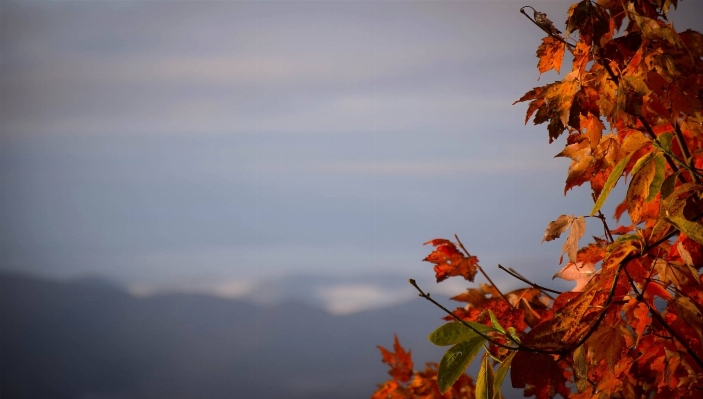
[2,1,702,308]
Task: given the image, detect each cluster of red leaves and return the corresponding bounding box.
[373,1,703,398]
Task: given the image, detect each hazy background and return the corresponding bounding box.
[2,1,702,398]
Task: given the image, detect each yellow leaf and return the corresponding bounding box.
[536,37,566,74]
[626,156,657,223]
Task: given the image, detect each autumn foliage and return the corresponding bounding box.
[373,1,703,398]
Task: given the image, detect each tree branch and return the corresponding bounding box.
[408,279,566,355]
[570,209,703,351]
[519,6,575,49]
[674,122,701,183]
[621,265,703,369]
[498,264,562,296]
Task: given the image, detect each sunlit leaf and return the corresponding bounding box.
[428,321,495,346]
[476,354,496,399]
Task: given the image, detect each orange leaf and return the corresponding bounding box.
[536,37,566,74]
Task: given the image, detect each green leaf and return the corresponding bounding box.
[437,337,485,394]
[429,321,495,346]
[476,354,496,399]
[493,351,516,396]
[506,327,520,342]
[647,153,666,202]
[592,151,637,215]
[655,132,674,153]
[666,215,703,246]
[630,150,656,178]
[487,310,505,334]
[573,345,589,392]
[660,170,681,199]
[615,233,640,243]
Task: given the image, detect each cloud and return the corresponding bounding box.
[316,283,415,315]
[128,278,255,299]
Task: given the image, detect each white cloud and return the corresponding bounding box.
[128,278,255,299]
[316,283,415,315]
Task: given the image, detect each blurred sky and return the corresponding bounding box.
[2,0,702,311]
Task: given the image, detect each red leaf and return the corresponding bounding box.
[511,352,566,399]
[423,239,479,283]
[378,334,414,384]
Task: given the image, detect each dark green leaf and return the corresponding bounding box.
[437,337,485,394]
[647,153,666,202]
[487,310,505,334]
[660,170,681,199]
[429,321,495,346]
[655,132,674,153]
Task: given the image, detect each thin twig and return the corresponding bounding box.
[598,210,615,244]
[454,234,514,309]
[570,209,703,351]
[591,193,615,243]
[674,122,701,183]
[408,279,565,355]
[519,6,575,49]
[641,247,663,295]
[621,266,703,369]
[498,264,562,296]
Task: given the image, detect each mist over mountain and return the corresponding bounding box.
[1,272,476,399]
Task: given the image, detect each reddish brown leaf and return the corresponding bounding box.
[511,352,566,399]
[586,323,632,369]
[423,239,479,283]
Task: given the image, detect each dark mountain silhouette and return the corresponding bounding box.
[1,273,457,399]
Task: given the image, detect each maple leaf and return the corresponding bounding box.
[542,215,574,243]
[536,37,566,74]
[553,262,596,292]
[586,323,633,370]
[378,334,414,384]
[577,240,606,264]
[510,352,567,399]
[450,283,500,308]
[424,239,479,283]
[542,215,587,264]
[626,152,658,224]
[624,298,650,346]
[562,216,587,264]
